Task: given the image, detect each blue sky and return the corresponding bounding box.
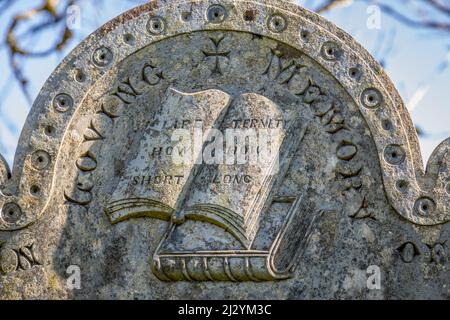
[0,0,449,167]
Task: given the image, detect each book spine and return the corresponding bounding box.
[152,253,291,282]
[268,190,324,274]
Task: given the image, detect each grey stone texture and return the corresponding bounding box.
[0,0,449,299]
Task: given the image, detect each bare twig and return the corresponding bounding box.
[315,0,351,14]
[5,0,75,103]
[374,1,450,31]
[427,0,450,16]
[315,0,450,33]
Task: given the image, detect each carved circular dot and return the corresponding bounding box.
[1,202,22,224]
[300,30,310,42]
[53,93,73,113]
[349,67,361,80]
[414,197,436,217]
[44,124,55,136]
[396,180,409,193]
[268,14,287,33]
[381,119,393,131]
[181,11,192,22]
[123,33,135,45]
[399,242,416,263]
[92,46,113,67]
[147,16,165,35]
[31,150,51,170]
[30,185,41,197]
[361,88,383,109]
[207,4,227,23]
[321,42,342,61]
[244,10,256,22]
[74,69,86,83]
[384,145,406,165]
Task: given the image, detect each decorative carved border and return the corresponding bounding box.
[0,0,448,235]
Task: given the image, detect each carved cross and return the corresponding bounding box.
[202,36,231,75]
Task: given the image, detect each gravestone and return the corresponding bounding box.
[0,0,449,299]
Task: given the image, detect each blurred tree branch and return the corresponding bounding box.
[372,1,450,31]
[6,0,75,103]
[315,0,353,14]
[315,0,450,31]
[428,0,450,16]
[1,0,151,105]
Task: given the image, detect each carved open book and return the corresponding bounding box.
[105,88,321,281]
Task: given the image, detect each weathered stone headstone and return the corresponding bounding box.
[0,0,449,299]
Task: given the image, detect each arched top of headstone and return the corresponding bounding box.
[0,0,449,299]
[1,0,447,231]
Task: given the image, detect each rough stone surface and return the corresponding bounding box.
[0,0,449,299]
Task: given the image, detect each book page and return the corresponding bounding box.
[106,88,231,221]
